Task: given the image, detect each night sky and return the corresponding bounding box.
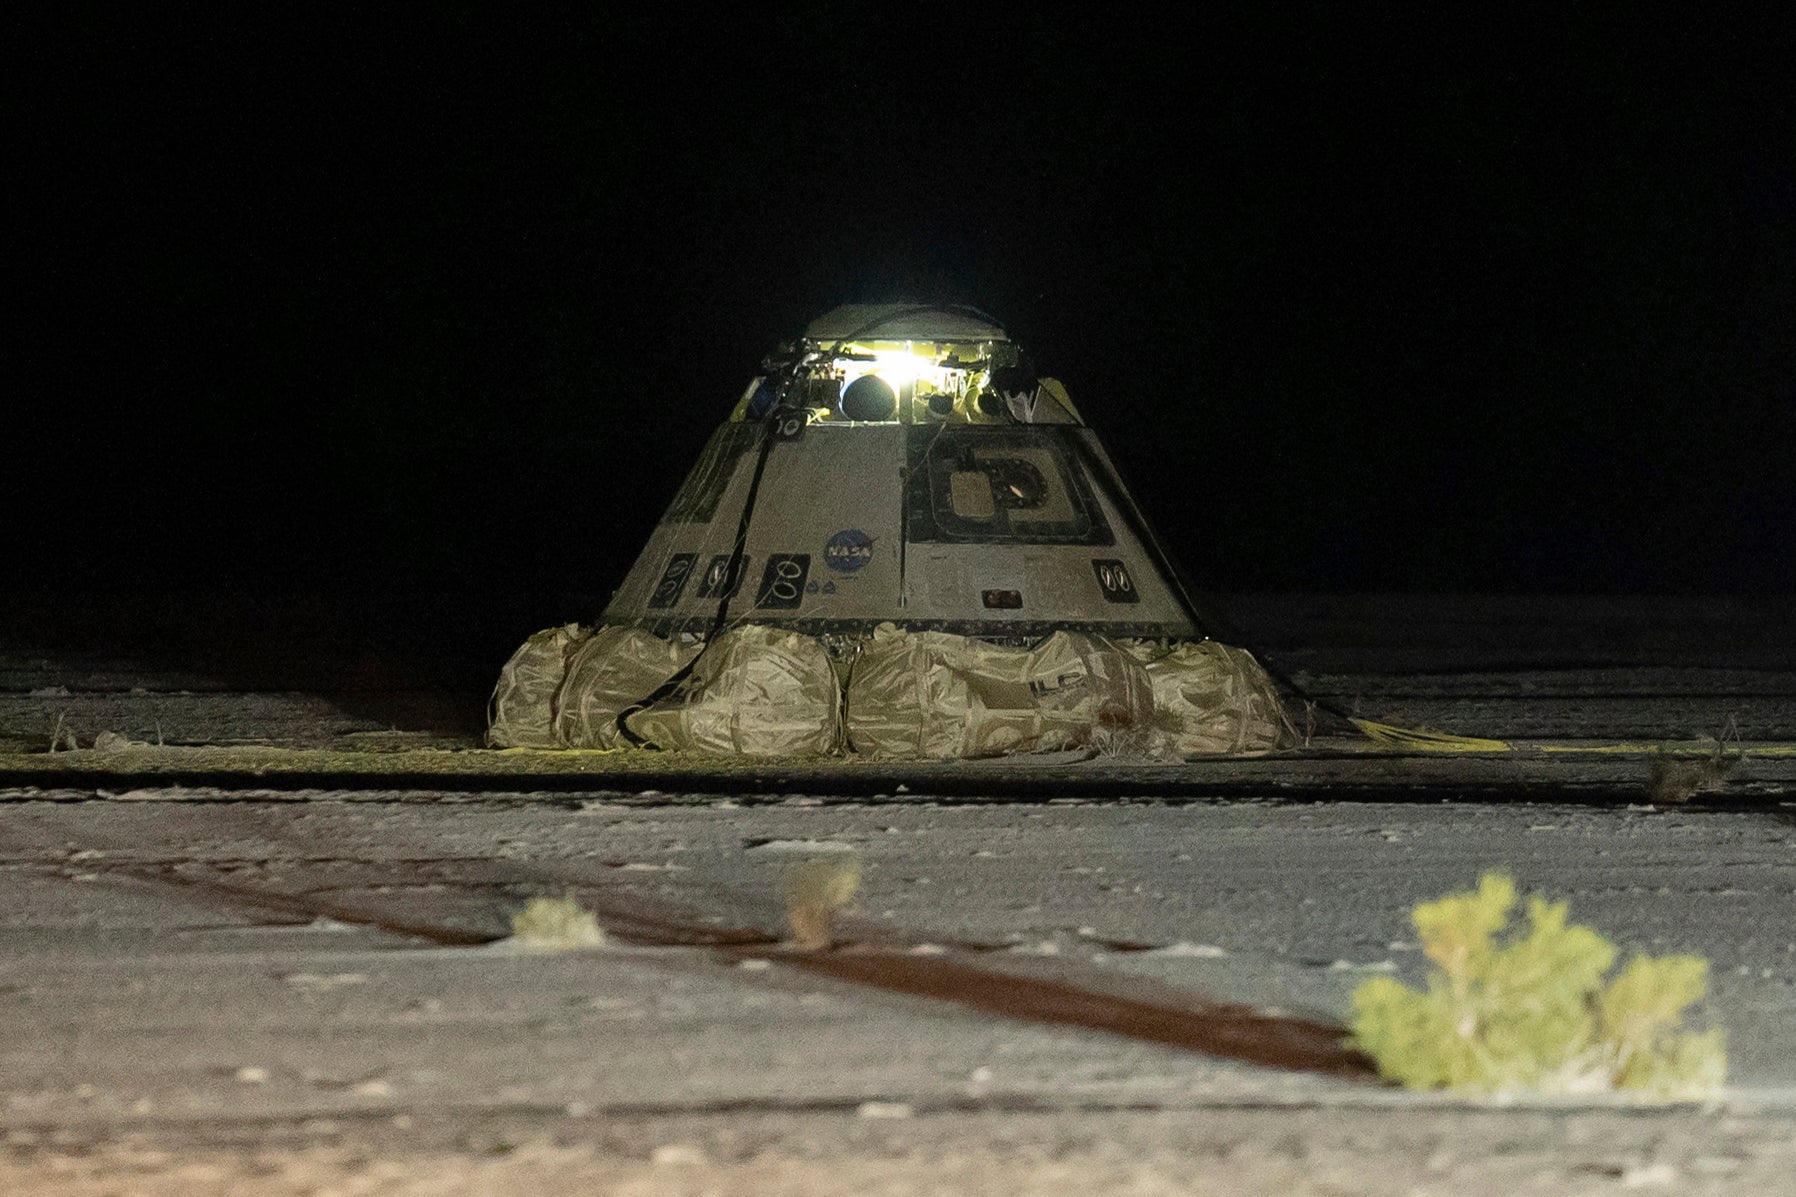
[12,8,1794,599]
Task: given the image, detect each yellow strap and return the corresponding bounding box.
[1348,721,1796,758]
[1349,719,1513,753]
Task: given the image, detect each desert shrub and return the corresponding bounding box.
[785,855,861,950]
[1349,872,1724,1100]
[508,894,606,950]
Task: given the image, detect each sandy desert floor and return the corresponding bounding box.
[2,593,1792,1194]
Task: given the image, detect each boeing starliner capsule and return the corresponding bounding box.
[489,303,1290,756]
[600,303,1208,642]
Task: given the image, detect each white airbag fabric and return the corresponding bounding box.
[846,624,1156,758]
[624,625,841,756]
[486,623,588,748]
[554,625,702,749]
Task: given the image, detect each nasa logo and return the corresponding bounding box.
[823,529,874,574]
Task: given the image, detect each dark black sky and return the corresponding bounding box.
[11,7,1794,596]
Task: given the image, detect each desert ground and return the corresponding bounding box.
[2,593,1792,1195]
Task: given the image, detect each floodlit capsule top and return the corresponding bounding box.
[731,303,1081,427]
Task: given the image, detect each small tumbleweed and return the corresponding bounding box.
[784,855,861,950]
[1648,730,1743,806]
[508,894,606,950]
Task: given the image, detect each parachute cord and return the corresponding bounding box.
[614,406,787,746]
[1182,591,1516,752]
[1067,432,1510,751]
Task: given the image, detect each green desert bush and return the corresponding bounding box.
[1349,872,1724,1100]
